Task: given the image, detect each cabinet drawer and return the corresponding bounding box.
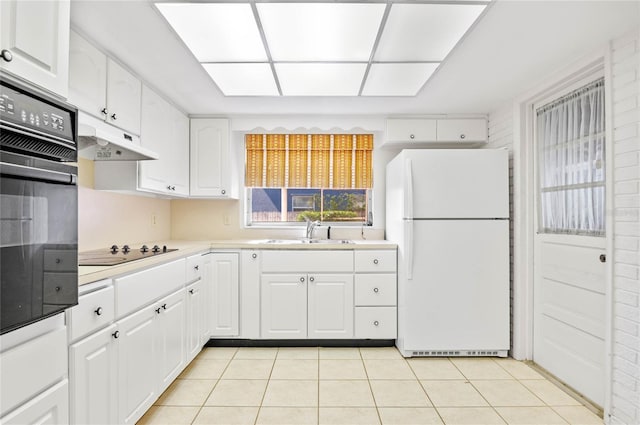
[186,254,204,283]
[386,119,436,142]
[354,307,397,339]
[115,258,186,318]
[355,274,396,306]
[261,250,354,273]
[43,272,78,305]
[68,285,115,341]
[0,379,69,425]
[355,250,396,272]
[43,249,77,272]
[436,119,486,142]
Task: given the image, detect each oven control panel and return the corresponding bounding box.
[0,79,75,144]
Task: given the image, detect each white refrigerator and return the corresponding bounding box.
[386,149,510,357]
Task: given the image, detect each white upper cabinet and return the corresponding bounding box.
[190,118,234,198]
[0,0,70,98]
[68,30,107,118]
[106,59,141,135]
[384,117,487,148]
[436,118,487,142]
[68,30,141,135]
[386,118,437,143]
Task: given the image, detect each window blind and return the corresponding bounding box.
[245,134,373,189]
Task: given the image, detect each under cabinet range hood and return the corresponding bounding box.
[77,112,159,161]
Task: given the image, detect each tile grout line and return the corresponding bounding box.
[406,355,445,424]
[359,347,383,425]
[253,347,278,425]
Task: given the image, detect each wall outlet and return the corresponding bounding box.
[223,215,230,226]
[151,213,157,226]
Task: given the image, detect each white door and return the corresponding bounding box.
[167,106,190,196]
[190,118,230,197]
[211,253,239,336]
[117,305,156,425]
[68,30,107,118]
[186,280,204,362]
[69,324,118,425]
[155,290,186,394]
[0,380,69,425]
[139,85,170,193]
[261,274,307,339]
[106,58,141,135]
[308,273,354,339]
[532,77,607,407]
[0,0,70,98]
[401,220,510,352]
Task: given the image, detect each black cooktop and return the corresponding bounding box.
[78,244,178,266]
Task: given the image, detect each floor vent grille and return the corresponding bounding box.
[411,350,502,357]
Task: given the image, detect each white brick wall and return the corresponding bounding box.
[609,29,640,425]
[487,28,640,425]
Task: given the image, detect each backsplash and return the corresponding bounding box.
[78,158,171,251]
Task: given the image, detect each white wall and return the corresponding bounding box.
[488,28,640,425]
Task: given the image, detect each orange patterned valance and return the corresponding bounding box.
[245,134,373,189]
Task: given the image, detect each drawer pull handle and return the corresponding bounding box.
[95,307,103,316]
[221,189,226,195]
[373,287,379,293]
[299,277,305,283]
[309,277,315,282]
[194,265,199,270]
[373,259,379,265]
[373,321,379,326]
[112,330,120,339]
[409,134,415,139]
[189,289,194,294]
[460,134,466,139]
[252,253,257,259]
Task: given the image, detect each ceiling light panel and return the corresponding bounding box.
[275,63,366,96]
[156,3,267,62]
[202,63,279,96]
[257,3,386,61]
[362,63,439,96]
[374,4,486,61]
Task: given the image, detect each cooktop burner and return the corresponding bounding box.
[78,244,178,266]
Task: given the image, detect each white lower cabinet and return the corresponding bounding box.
[0,380,69,425]
[186,279,204,362]
[154,290,186,394]
[308,274,354,339]
[69,324,118,425]
[354,307,397,339]
[261,274,308,339]
[210,253,239,337]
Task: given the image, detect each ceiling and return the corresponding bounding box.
[70,0,639,116]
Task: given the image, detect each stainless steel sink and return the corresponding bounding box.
[263,239,353,245]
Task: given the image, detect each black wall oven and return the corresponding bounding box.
[0,75,78,334]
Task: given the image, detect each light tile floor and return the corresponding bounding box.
[138,346,603,425]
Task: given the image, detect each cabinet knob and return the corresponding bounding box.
[299,277,305,283]
[55,286,61,292]
[155,307,162,314]
[171,186,176,191]
[373,259,379,265]
[110,113,117,121]
[194,265,199,270]
[373,287,379,293]
[95,307,103,316]
[221,189,226,195]
[1,49,13,62]
[162,303,167,310]
[189,288,194,294]
[460,134,466,140]
[101,107,108,116]
[112,330,120,339]
[309,276,315,282]
[409,134,415,139]
[599,254,606,263]
[252,253,257,259]
[55,258,62,264]
[373,321,379,327]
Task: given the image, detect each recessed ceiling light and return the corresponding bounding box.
[362,63,440,96]
[375,3,486,61]
[257,3,386,61]
[202,63,279,96]
[275,63,367,96]
[156,3,267,62]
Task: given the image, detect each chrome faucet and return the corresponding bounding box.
[306,220,320,239]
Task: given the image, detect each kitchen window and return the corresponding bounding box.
[245,134,373,225]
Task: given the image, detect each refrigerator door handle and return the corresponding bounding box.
[406,219,414,280]
[405,158,414,219]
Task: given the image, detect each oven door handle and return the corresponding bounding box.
[0,162,77,184]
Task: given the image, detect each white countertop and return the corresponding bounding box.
[79,239,397,286]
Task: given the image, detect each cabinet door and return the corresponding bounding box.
[261,274,307,339]
[155,289,186,394]
[308,274,354,339]
[386,119,436,142]
[240,250,261,339]
[201,255,213,344]
[211,253,239,336]
[0,380,69,425]
[68,30,107,118]
[436,118,487,142]
[186,280,204,363]
[106,58,141,135]
[69,324,118,425]
[190,118,231,197]
[138,85,170,193]
[0,0,70,98]
[167,106,190,196]
[117,305,156,425]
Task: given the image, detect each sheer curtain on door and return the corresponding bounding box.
[536,78,605,236]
